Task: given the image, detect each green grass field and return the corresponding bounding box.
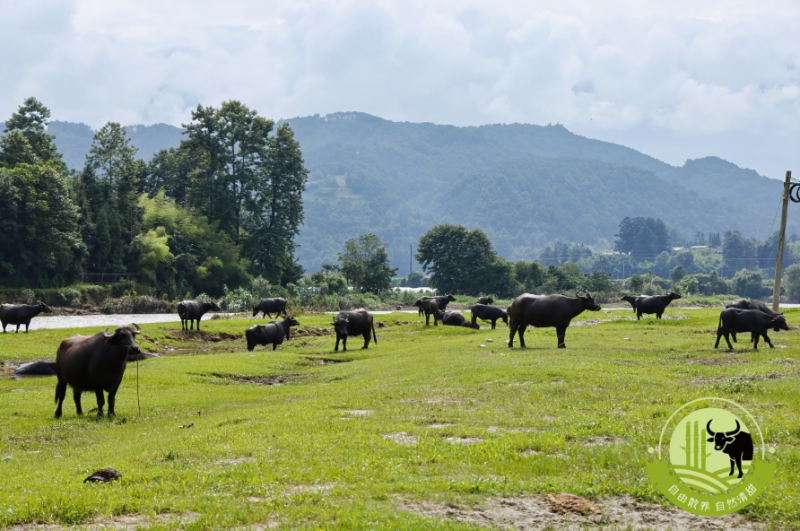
[1,308,799,529]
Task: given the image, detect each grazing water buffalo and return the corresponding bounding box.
[177,300,221,330]
[707,419,753,478]
[332,309,377,351]
[252,297,288,318]
[470,304,508,329]
[435,310,466,326]
[477,296,494,305]
[1,301,53,332]
[55,324,142,418]
[414,295,456,316]
[725,299,783,343]
[508,292,601,348]
[714,308,789,350]
[414,298,440,326]
[246,316,300,351]
[636,292,681,320]
[620,295,644,313]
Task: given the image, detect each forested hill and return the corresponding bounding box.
[3,113,790,272]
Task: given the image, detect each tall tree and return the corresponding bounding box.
[0,97,63,169]
[338,234,397,293]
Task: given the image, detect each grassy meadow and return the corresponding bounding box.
[0,307,799,529]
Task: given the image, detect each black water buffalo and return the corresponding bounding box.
[508,292,601,348]
[414,298,440,326]
[1,301,53,333]
[620,295,644,313]
[706,419,753,478]
[246,316,300,351]
[477,296,494,305]
[636,292,681,320]
[461,321,480,330]
[714,308,789,350]
[725,299,782,343]
[435,310,466,326]
[414,295,456,316]
[470,304,508,329]
[177,300,221,330]
[55,324,142,418]
[252,297,288,318]
[332,309,377,351]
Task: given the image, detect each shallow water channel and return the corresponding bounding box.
[21,313,229,331]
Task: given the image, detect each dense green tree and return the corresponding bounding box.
[731,269,763,299]
[0,164,84,287]
[513,261,547,293]
[614,217,668,258]
[0,97,63,169]
[783,264,800,302]
[722,231,757,276]
[338,234,397,293]
[669,264,686,284]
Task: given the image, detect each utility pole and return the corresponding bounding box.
[409,245,412,277]
[773,171,792,312]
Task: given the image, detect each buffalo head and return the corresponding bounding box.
[285,315,300,327]
[771,315,790,332]
[706,419,740,450]
[667,291,682,300]
[104,324,142,355]
[332,315,350,336]
[209,301,222,312]
[443,294,456,303]
[37,301,54,313]
[576,292,601,311]
[252,305,260,317]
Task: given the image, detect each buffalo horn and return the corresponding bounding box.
[575,292,580,298]
[706,419,715,436]
[103,328,113,338]
[132,323,142,334]
[725,419,741,436]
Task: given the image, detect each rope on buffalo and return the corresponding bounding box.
[136,356,141,416]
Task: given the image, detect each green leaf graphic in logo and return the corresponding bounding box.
[668,408,751,494]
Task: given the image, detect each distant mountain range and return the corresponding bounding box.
[3,113,791,273]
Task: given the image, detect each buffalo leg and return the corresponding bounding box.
[556,325,567,348]
[762,331,774,348]
[729,458,736,476]
[636,311,642,321]
[16,323,20,333]
[107,390,117,417]
[272,342,278,351]
[73,389,84,416]
[518,324,527,348]
[197,318,202,330]
[735,455,743,478]
[54,379,67,418]
[490,319,496,330]
[508,319,518,348]
[362,332,370,349]
[752,333,760,350]
[334,335,341,351]
[95,389,105,417]
[342,336,348,351]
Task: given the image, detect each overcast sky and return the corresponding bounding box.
[1,0,798,178]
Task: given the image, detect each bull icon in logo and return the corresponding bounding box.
[706,419,753,478]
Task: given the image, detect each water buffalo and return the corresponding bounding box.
[55,324,142,418]
[725,299,783,343]
[636,292,681,320]
[252,297,288,318]
[461,321,480,330]
[435,310,466,326]
[177,300,221,330]
[508,292,601,348]
[620,295,644,313]
[1,301,53,332]
[414,295,456,317]
[714,308,789,350]
[477,296,494,305]
[470,304,508,329]
[707,419,753,478]
[414,298,440,326]
[14,351,158,379]
[246,316,300,351]
[332,309,377,351]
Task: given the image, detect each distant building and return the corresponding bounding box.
[690,245,709,250]
[672,247,686,252]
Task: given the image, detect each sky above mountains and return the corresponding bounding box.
[2,0,798,179]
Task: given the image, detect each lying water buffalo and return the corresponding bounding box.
[508,292,601,348]
[252,297,288,318]
[636,292,681,320]
[14,351,158,379]
[725,299,782,343]
[414,295,456,317]
[414,298,441,326]
[246,316,300,351]
[477,296,494,305]
[470,304,508,329]
[55,324,142,418]
[461,321,480,330]
[177,300,221,330]
[332,309,377,351]
[620,295,644,313]
[1,301,53,332]
[435,310,466,326]
[715,308,789,350]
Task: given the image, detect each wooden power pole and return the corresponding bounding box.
[773,171,793,312]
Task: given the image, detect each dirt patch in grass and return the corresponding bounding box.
[688,372,791,386]
[446,436,485,445]
[399,494,766,530]
[167,331,240,342]
[384,432,418,445]
[204,372,302,386]
[687,355,750,366]
[572,319,615,326]
[8,512,200,530]
[293,327,333,337]
[304,356,353,365]
[285,483,336,494]
[581,436,625,447]
[215,457,258,465]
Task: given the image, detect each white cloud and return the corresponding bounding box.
[0,0,798,177]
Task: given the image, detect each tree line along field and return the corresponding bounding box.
[0,308,799,529]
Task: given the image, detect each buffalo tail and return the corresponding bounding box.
[372,322,377,344]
